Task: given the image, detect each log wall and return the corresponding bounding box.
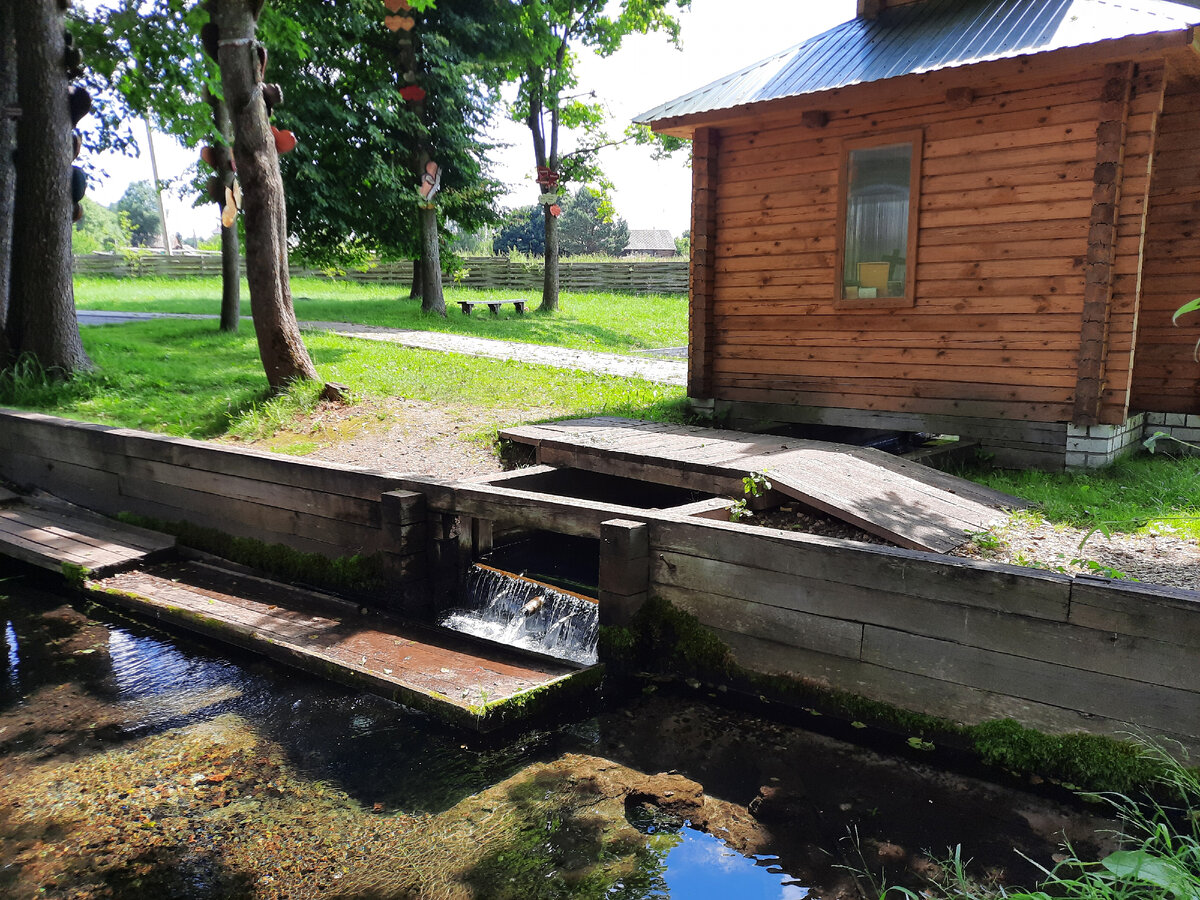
[1133,70,1200,414]
[704,59,1168,426]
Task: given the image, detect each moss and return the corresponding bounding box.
[114,512,385,594]
[969,719,1160,794]
[471,665,605,726]
[609,595,1188,794]
[60,562,92,585]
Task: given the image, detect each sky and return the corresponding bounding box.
[78,0,859,243]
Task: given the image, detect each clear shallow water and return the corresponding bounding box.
[0,574,1110,899]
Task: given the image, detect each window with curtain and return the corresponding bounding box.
[838,134,921,305]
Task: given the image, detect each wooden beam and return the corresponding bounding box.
[689,127,720,400]
[1074,62,1135,426]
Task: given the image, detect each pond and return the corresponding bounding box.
[0,571,1111,899]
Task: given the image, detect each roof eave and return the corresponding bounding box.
[644,26,1199,140]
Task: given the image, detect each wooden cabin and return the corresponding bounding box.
[637,0,1200,468]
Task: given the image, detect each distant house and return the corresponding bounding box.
[623,229,677,258]
[637,0,1200,469]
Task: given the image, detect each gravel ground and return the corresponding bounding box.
[251,400,1198,592]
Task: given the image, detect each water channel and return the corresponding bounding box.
[0,571,1112,899]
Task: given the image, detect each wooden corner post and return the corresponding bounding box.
[598,518,649,627]
[1074,62,1135,427]
[690,127,720,401]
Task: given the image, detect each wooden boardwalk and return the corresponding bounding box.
[500,418,1023,553]
[0,495,175,575]
[91,561,590,731]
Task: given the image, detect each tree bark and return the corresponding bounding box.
[0,1,16,362]
[219,218,240,332]
[212,92,240,333]
[541,204,560,312]
[6,0,89,373]
[409,252,423,301]
[213,0,316,391]
[419,206,444,316]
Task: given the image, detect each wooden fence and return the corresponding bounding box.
[73,253,690,295]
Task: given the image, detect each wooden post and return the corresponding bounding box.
[1074,62,1135,426]
[598,519,650,627]
[690,127,720,401]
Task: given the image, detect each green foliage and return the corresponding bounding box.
[115,181,162,247]
[73,199,131,254]
[970,719,1157,794]
[882,739,1200,900]
[263,0,509,269]
[71,0,218,158]
[495,205,546,256]
[1175,296,1200,361]
[674,231,690,258]
[964,452,1200,542]
[559,187,629,256]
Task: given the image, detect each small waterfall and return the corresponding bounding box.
[439,565,598,666]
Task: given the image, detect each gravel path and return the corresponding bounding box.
[77,310,687,385]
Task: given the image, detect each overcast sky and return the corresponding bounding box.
[79,0,858,242]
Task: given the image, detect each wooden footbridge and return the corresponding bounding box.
[501,418,1022,553]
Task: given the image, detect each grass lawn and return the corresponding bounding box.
[0,319,687,441]
[73,275,688,354]
[963,451,1200,541]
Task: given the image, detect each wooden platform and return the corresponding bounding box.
[0,496,175,575]
[90,561,593,731]
[500,418,1023,553]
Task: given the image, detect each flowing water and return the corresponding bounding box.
[0,573,1113,899]
[439,564,599,666]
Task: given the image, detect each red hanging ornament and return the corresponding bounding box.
[398,84,426,102]
[549,204,562,218]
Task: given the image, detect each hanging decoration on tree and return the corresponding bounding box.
[64,29,91,223]
[418,160,441,208]
[383,0,411,11]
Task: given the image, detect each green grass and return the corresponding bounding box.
[876,740,1200,900]
[73,275,688,353]
[0,319,687,439]
[963,452,1200,541]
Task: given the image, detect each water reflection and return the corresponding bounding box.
[0,576,1113,900]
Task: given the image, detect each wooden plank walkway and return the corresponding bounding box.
[0,497,175,575]
[500,418,1023,553]
[91,561,591,731]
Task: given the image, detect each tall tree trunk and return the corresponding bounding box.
[6,0,89,373]
[212,93,240,333]
[213,0,316,390]
[219,219,240,331]
[419,206,444,316]
[409,254,423,301]
[0,1,16,363]
[540,204,559,312]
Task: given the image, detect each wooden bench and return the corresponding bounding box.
[458,299,527,316]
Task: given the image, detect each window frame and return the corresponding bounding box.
[834,128,924,309]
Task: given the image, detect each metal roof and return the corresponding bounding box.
[635,0,1200,125]
[624,229,677,252]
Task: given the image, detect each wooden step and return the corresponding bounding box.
[89,561,596,731]
[501,418,1024,553]
[0,498,174,575]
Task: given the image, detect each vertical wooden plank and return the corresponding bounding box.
[1075,62,1135,426]
[1103,65,1165,425]
[690,127,720,399]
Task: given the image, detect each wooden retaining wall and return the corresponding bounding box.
[72,254,689,296]
[2,409,1196,749]
[0,410,426,607]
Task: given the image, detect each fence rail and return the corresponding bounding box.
[73,253,690,295]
